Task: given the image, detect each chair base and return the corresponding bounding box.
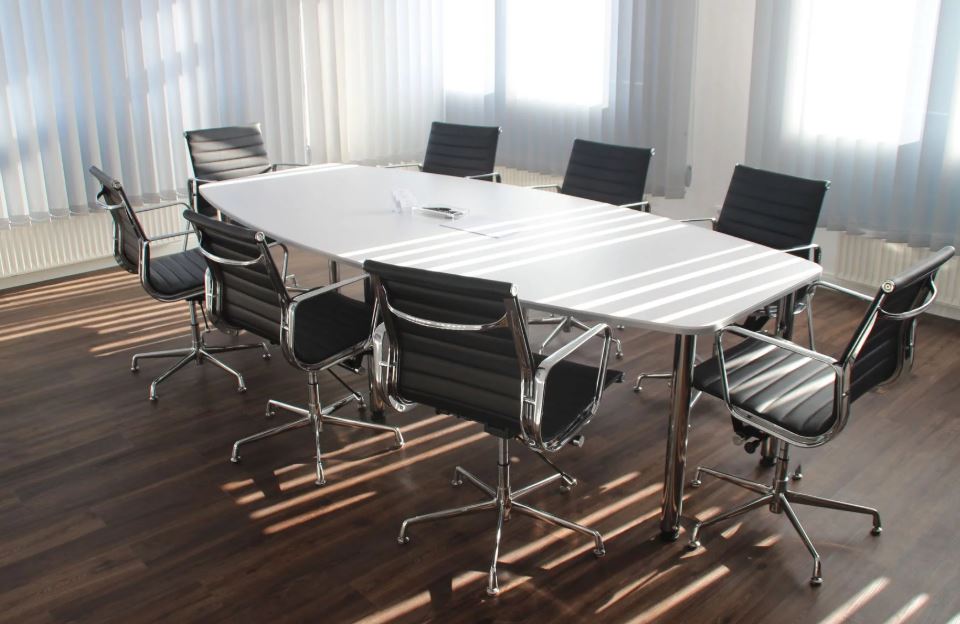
[397,438,604,596]
[528,314,623,359]
[230,369,404,486]
[686,443,881,586]
[130,300,269,401]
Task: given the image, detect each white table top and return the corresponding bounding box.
[201,164,821,334]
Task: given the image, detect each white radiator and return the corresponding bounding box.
[828,234,960,319]
[0,205,188,285]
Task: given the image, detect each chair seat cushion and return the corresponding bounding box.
[402,353,622,440]
[693,337,837,438]
[147,248,206,298]
[291,292,373,365]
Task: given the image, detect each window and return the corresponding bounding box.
[505,0,611,107]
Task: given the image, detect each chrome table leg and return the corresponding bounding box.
[660,334,697,541]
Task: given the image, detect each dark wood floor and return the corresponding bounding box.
[2,248,959,623]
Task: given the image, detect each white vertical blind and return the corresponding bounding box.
[440,0,697,197]
[747,0,960,249]
[0,0,697,228]
[0,0,308,226]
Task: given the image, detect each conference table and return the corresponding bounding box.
[200,163,821,541]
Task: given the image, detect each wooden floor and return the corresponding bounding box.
[2,248,959,623]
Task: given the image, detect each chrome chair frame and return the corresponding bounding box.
[370,274,614,595]
[91,169,269,401]
[687,271,944,585]
[193,228,403,486]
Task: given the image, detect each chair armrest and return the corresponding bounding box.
[188,176,222,187]
[619,201,650,213]
[465,171,502,182]
[290,273,369,303]
[680,217,717,228]
[383,162,423,170]
[718,325,838,367]
[135,200,193,214]
[144,230,196,244]
[814,280,875,303]
[779,242,821,264]
[523,322,613,451]
[269,162,310,171]
[528,184,560,192]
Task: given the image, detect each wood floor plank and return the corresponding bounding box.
[1,249,959,622]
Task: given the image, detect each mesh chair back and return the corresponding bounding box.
[843,247,954,402]
[420,122,501,179]
[560,139,653,207]
[365,260,533,429]
[89,166,147,274]
[716,165,828,252]
[183,211,288,344]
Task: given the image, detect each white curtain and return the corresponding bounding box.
[441,0,697,198]
[746,0,960,249]
[0,0,308,226]
[0,0,697,228]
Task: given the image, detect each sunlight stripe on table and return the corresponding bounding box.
[569,249,784,310]
[538,244,755,304]
[609,258,801,317]
[421,217,669,272]
[464,224,686,277]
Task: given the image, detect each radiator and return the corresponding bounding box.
[828,234,960,319]
[0,205,188,283]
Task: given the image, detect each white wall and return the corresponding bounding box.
[649,0,757,221]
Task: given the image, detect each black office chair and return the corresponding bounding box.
[183,212,404,485]
[685,246,954,586]
[184,122,309,216]
[635,164,829,394]
[365,259,623,596]
[88,166,269,400]
[386,121,502,181]
[528,139,655,357]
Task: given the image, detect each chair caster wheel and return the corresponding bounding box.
[593,547,605,557]
[452,479,463,487]
[265,409,275,419]
[149,394,158,402]
[686,540,700,551]
[810,576,823,587]
[131,366,139,373]
[314,479,326,486]
[237,385,247,394]
[398,535,410,545]
[871,526,882,536]
[689,479,702,488]
[230,455,241,463]
[262,353,271,361]
[486,586,500,597]
[616,353,624,360]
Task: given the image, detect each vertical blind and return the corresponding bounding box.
[746,0,960,249]
[0,0,696,227]
[0,0,309,226]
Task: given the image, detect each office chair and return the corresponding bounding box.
[365,259,623,596]
[635,164,829,395]
[184,122,308,217]
[89,166,269,401]
[386,121,502,181]
[528,139,655,358]
[685,246,954,586]
[183,211,404,485]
